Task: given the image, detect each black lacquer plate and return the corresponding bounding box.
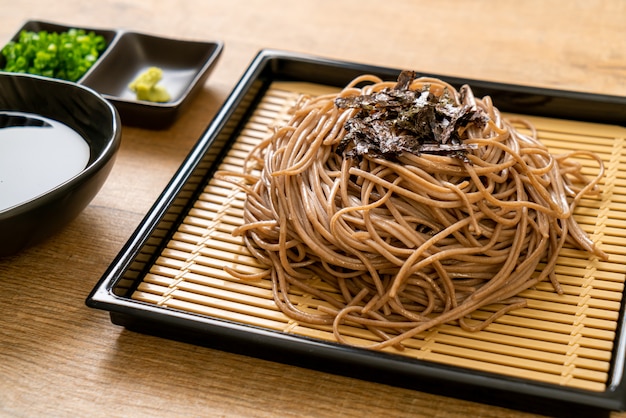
[87,50,626,417]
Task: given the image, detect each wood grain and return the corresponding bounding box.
[1,1,625,417]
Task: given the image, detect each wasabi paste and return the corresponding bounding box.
[128,67,171,102]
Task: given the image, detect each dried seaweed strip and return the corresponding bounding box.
[335,71,489,161]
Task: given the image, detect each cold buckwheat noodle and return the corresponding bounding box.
[217,72,607,350]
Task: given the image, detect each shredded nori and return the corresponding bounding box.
[335,71,489,161]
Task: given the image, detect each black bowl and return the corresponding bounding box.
[0,72,121,256]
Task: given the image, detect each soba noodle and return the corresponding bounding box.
[218,73,607,350]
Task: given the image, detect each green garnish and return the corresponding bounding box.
[1,28,107,82]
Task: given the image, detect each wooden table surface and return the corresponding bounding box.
[1,1,625,417]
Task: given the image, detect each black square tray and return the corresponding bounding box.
[87,49,626,417]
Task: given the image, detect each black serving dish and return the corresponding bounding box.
[1,20,223,129]
[0,72,121,256]
[80,31,223,129]
[86,50,626,417]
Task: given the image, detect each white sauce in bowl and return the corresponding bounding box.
[0,112,90,211]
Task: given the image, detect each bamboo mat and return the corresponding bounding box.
[132,81,626,392]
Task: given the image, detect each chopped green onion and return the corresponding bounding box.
[1,28,107,82]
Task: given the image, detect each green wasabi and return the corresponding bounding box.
[128,67,170,102]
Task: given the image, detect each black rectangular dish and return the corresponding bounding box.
[1,20,223,128]
[87,49,626,417]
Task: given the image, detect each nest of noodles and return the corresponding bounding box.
[218,72,607,350]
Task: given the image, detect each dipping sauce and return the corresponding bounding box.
[0,112,90,211]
